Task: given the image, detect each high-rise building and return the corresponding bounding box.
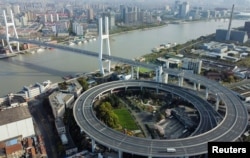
[174,0,181,12]
[26,11,36,22]
[102,12,116,30]
[49,14,54,22]
[21,16,28,26]
[5,5,12,15]
[180,1,190,18]
[12,5,20,15]
[56,14,59,21]
[72,22,84,36]
[88,8,94,21]
[120,5,128,23]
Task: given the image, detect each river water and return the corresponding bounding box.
[0,19,246,97]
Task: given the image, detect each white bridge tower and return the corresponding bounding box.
[99,16,111,75]
[3,10,19,53]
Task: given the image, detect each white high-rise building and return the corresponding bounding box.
[72,22,84,36]
[12,5,20,15]
[5,5,12,15]
[21,16,28,26]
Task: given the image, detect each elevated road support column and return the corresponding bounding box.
[193,82,197,90]
[205,88,209,99]
[163,73,168,84]
[131,66,134,79]
[165,60,170,68]
[136,67,139,79]
[178,76,184,87]
[164,61,169,84]
[178,71,184,87]
[155,66,163,83]
[197,83,201,91]
[215,94,220,111]
[131,66,140,79]
[118,150,123,158]
[91,139,96,153]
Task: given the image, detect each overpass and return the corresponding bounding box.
[73,80,248,157]
[1,15,248,157]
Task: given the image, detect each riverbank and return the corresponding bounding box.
[109,23,167,37]
[0,53,17,59]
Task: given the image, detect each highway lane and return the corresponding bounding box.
[73,80,248,157]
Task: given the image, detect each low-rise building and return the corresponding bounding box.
[55,117,66,135]
[181,58,202,74]
[215,29,248,43]
[58,79,82,98]
[21,80,52,99]
[48,91,74,118]
[244,21,250,37]
[0,106,35,142]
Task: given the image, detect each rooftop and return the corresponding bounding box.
[0,106,31,126]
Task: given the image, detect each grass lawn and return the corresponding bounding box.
[138,67,152,73]
[113,108,138,130]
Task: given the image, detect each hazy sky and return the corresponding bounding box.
[2,0,250,9]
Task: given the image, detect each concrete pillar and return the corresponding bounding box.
[163,73,168,84]
[155,66,163,83]
[165,61,169,68]
[193,82,197,90]
[205,88,209,99]
[136,67,139,79]
[215,94,219,111]
[178,76,183,87]
[155,68,158,82]
[118,150,123,158]
[91,139,96,153]
[131,66,134,80]
[197,83,201,91]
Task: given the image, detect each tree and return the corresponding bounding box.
[107,111,119,128]
[227,75,235,83]
[96,102,119,128]
[77,77,88,91]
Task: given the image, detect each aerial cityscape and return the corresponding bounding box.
[0,0,250,158]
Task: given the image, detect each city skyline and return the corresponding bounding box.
[2,0,250,8]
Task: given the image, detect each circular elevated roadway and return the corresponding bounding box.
[73,78,248,157]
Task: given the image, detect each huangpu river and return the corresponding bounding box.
[0,19,246,97]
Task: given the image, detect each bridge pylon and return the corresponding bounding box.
[3,10,19,53]
[98,16,111,75]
